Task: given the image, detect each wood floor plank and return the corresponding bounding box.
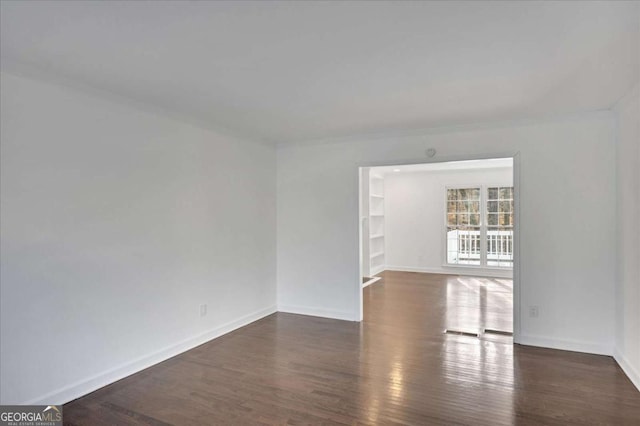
[64,271,640,425]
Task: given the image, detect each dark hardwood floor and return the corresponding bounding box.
[64,271,640,425]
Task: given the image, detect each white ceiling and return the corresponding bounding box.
[1,1,638,144]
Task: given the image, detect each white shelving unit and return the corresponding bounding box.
[369,174,385,275]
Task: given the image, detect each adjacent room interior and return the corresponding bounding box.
[360,159,514,340]
[1,1,639,424]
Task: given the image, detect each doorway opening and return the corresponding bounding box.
[358,157,517,341]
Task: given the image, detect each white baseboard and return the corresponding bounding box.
[25,305,277,405]
[385,265,513,279]
[362,276,382,288]
[614,348,640,392]
[370,265,386,275]
[278,304,356,321]
[517,334,612,356]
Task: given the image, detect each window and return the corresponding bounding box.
[446,186,513,268]
[446,188,481,266]
[486,186,513,267]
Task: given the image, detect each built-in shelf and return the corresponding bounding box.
[365,171,385,278]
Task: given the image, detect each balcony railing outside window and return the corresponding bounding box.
[446,186,513,268]
[447,229,513,266]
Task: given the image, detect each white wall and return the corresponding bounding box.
[613,84,640,390]
[277,112,616,355]
[0,72,277,404]
[383,167,512,278]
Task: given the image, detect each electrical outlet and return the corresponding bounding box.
[529,306,539,318]
[200,304,207,317]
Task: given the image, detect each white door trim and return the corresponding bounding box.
[356,152,521,343]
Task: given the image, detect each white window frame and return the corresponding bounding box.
[443,183,513,270]
[485,185,514,268]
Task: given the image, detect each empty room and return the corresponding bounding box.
[1,1,639,425]
[361,159,515,339]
